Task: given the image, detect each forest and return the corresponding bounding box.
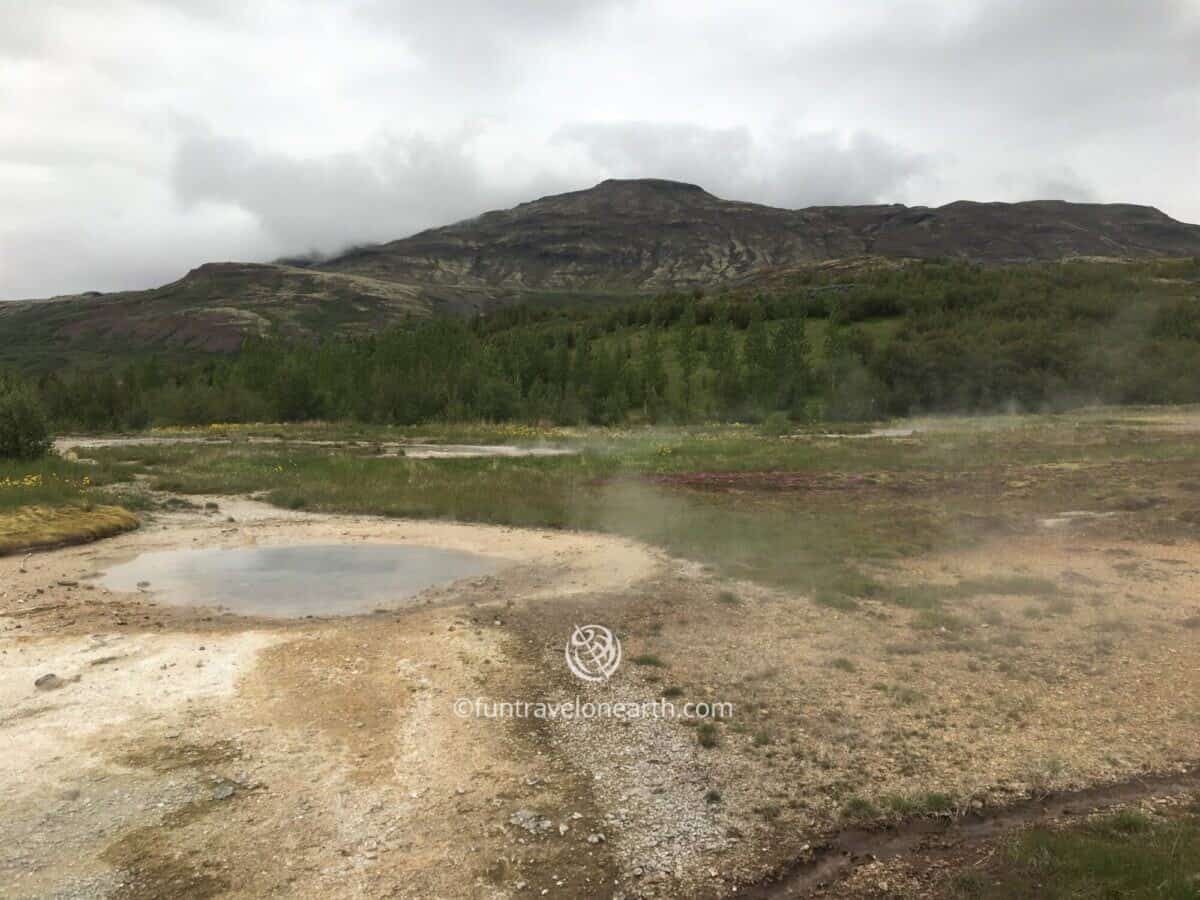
[6,257,1200,437]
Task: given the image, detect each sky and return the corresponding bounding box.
[1,0,1197,299]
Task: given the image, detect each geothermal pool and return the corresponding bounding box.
[100,543,500,617]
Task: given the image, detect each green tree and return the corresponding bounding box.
[674,307,700,420]
[771,316,813,413]
[708,311,741,414]
[641,326,668,418]
[0,380,51,459]
[743,313,772,407]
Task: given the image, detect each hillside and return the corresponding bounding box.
[322,180,1200,290]
[4,179,1200,367]
[0,263,487,369]
[31,256,1200,430]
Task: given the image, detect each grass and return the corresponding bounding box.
[813,590,861,611]
[82,435,963,595]
[873,683,926,705]
[883,792,957,817]
[890,575,1061,610]
[954,809,1200,899]
[0,457,119,510]
[842,795,879,819]
[68,412,1200,605]
[0,504,139,555]
[631,653,667,667]
[912,608,969,632]
[0,455,141,553]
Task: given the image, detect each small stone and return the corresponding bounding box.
[212,783,236,801]
[35,674,64,691]
[587,833,605,844]
[509,810,552,833]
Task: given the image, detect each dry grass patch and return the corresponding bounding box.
[0,504,139,555]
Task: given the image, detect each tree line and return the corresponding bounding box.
[5,258,1199,441]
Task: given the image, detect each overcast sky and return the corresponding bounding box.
[2,0,1197,299]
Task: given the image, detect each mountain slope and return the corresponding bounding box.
[0,264,436,369]
[4,179,1200,367]
[320,179,1200,290]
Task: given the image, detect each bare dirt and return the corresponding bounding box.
[0,499,660,899]
[3,491,1200,898]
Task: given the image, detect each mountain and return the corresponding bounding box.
[4,179,1200,367]
[320,179,1200,291]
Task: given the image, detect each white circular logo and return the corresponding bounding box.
[565,624,622,682]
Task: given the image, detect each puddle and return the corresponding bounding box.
[100,544,501,617]
[814,427,919,440]
[55,435,575,459]
[1038,510,1120,528]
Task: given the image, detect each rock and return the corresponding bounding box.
[212,783,236,801]
[509,810,552,834]
[587,833,606,844]
[57,580,79,587]
[35,674,65,691]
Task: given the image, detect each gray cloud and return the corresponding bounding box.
[555,122,929,207]
[1,0,1197,299]
[169,128,572,255]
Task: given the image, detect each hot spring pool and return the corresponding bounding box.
[100,543,500,617]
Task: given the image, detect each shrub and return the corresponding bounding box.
[631,653,666,667]
[758,411,792,437]
[697,722,720,748]
[0,383,51,460]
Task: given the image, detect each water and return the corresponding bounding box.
[100,543,500,617]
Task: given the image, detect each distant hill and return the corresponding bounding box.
[4,178,1200,367]
[320,179,1200,289]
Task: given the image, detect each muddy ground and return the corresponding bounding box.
[2,470,1200,897]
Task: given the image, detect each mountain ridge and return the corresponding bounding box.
[4,178,1199,366]
[315,179,1200,290]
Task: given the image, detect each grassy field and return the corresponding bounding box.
[73,409,1200,603]
[952,808,1200,898]
[0,456,140,554]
